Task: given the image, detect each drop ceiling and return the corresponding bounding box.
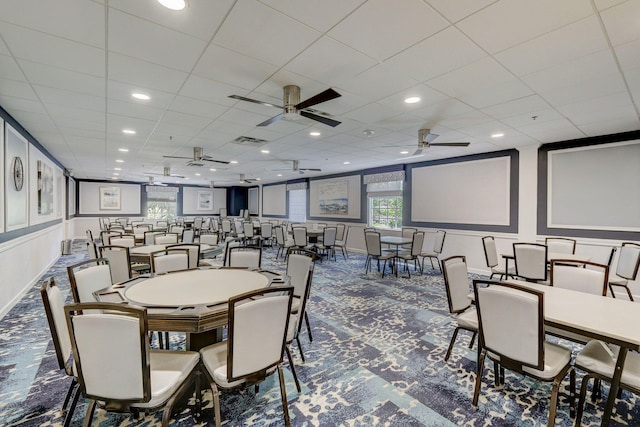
[0,0,638,186]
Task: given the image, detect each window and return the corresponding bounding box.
[367,180,403,229]
[146,189,177,220]
[288,188,307,223]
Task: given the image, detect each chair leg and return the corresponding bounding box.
[61,378,78,411]
[445,327,461,362]
[468,331,477,349]
[296,335,306,363]
[82,400,97,427]
[285,346,302,393]
[576,374,594,427]
[570,368,576,418]
[304,311,313,342]
[277,365,292,427]
[472,349,487,408]
[63,382,81,427]
[212,383,222,427]
[548,377,562,427]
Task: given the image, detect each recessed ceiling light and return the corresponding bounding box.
[261,149,270,154]
[122,129,136,135]
[113,172,119,176]
[491,132,504,138]
[230,160,238,164]
[185,177,189,180]
[309,131,321,136]
[118,148,129,152]
[209,168,216,172]
[256,178,261,181]
[157,0,186,10]
[363,129,375,137]
[277,174,283,177]
[114,167,121,171]
[116,159,124,163]
[131,93,150,101]
[400,151,409,154]
[111,177,118,180]
[343,161,350,165]
[404,96,421,104]
[195,173,201,176]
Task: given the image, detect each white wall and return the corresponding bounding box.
[78,181,141,214]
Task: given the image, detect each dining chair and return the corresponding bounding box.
[419,229,446,272]
[441,256,477,362]
[109,234,136,248]
[401,227,417,239]
[199,287,294,427]
[86,241,98,260]
[292,227,309,250]
[242,221,256,245]
[99,245,133,284]
[40,277,79,427]
[144,230,164,245]
[608,242,640,301]
[481,236,514,280]
[64,302,200,427]
[287,250,316,346]
[364,231,395,278]
[275,226,295,260]
[545,237,577,255]
[314,226,337,261]
[397,231,425,278]
[220,219,232,239]
[169,224,185,237]
[472,280,575,427]
[550,260,609,296]
[100,230,121,245]
[151,248,190,274]
[513,242,549,283]
[67,258,113,303]
[199,232,219,246]
[182,228,196,243]
[225,246,262,268]
[155,233,179,245]
[574,340,640,426]
[259,223,274,248]
[155,220,168,231]
[335,225,350,259]
[166,243,201,269]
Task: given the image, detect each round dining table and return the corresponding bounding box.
[95,267,288,350]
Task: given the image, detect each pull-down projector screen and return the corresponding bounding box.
[262,184,286,216]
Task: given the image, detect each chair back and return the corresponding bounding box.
[99,245,132,284]
[550,260,609,295]
[243,222,255,238]
[545,237,576,255]
[481,236,499,268]
[234,220,244,235]
[292,227,308,247]
[209,218,219,232]
[182,229,195,243]
[336,223,346,241]
[513,243,548,282]
[322,227,337,247]
[411,231,425,257]
[169,224,185,236]
[402,227,417,239]
[87,241,98,259]
[40,278,73,372]
[226,287,293,382]
[155,233,178,245]
[86,229,94,243]
[166,243,200,269]
[441,256,471,314]
[221,219,232,234]
[226,246,262,268]
[151,248,190,274]
[193,217,203,230]
[365,231,382,257]
[155,220,168,230]
[615,242,640,280]
[109,234,135,248]
[144,231,163,245]
[99,217,109,231]
[433,230,446,254]
[100,230,121,245]
[275,226,285,246]
[260,223,273,238]
[287,253,314,300]
[65,302,151,403]
[473,280,544,370]
[67,258,112,302]
[199,233,219,245]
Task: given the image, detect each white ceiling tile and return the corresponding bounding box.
[495,16,609,76]
[339,63,420,103]
[343,102,400,124]
[108,53,189,93]
[578,117,640,136]
[457,0,594,54]
[615,39,640,71]
[34,85,105,112]
[108,9,207,73]
[1,23,104,77]
[0,37,10,55]
[107,99,165,122]
[179,74,243,105]
[0,79,38,101]
[594,0,628,10]
[107,81,175,110]
[328,0,449,60]
[18,60,104,97]
[425,0,498,23]
[500,108,565,128]
[0,54,27,82]
[409,98,476,126]
[460,79,534,109]
[213,0,320,67]
[600,0,640,46]
[481,95,552,120]
[383,27,487,82]
[285,36,377,86]
[258,0,365,33]
[168,95,228,120]
[426,57,517,97]
[517,118,584,142]
[0,95,48,115]
[556,91,637,126]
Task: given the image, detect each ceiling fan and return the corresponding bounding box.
[274,160,322,174]
[229,85,342,127]
[162,147,229,166]
[146,176,167,186]
[390,129,470,156]
[146,166,185,179]
[239,174,258,184]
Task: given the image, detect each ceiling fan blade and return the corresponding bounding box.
[429,142,470,147]
[299,110,341,127]
[296,88,341,110]
[257,113,285,127]
[201,156,230,165]
[413,148,423,156]
[162,155,193,160]
[228,94,282,109]
[300,168,322,171]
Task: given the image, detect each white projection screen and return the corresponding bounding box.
[248,187,259,215]
[262,184,286,216]
[548,140,640,231]
[411,156,510,225]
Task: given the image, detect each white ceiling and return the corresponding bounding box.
[0,0,638,186]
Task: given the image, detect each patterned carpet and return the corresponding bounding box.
[1,239,638,426]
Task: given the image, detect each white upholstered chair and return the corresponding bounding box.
[199,232,219,246]
[334,225,350,260]
[472,280,575,427]
[550,260,609,296]
[441,256,477,362]
[199,287,294,427]
[545,237,577,255]
[155,233,179,245]
[364,231,395,278]
[513,242,549,283]
[420,229,446,272]
[64,302,200,427]
[397,231,425,278]
[109,234,136,248]
[275,226,295,260]
[481,236,514,280]
[67,258,113,303]
[99,245,133,284]
[166,243,201,269]
[608,242,640,301]
[225,246,262,269]
[151,248,190,274]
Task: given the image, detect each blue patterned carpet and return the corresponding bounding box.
[1,239,638,426]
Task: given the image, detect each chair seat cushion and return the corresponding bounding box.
[457,307,478,330]
[133,350,199,409]
[521,341,571,380]
[609,277,628,286]
[491,266,516,275]
[200,342,245,389]
[576,340,640,389]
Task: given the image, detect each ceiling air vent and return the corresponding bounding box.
[232,136,268,146]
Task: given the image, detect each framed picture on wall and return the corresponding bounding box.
[197,190,212,211]
[99,186,120,210]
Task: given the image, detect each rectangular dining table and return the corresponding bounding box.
[502,279,640,426]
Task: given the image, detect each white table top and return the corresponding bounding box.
[505,279,640,349]
[380,236,412,246]
[124,268,269,306]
